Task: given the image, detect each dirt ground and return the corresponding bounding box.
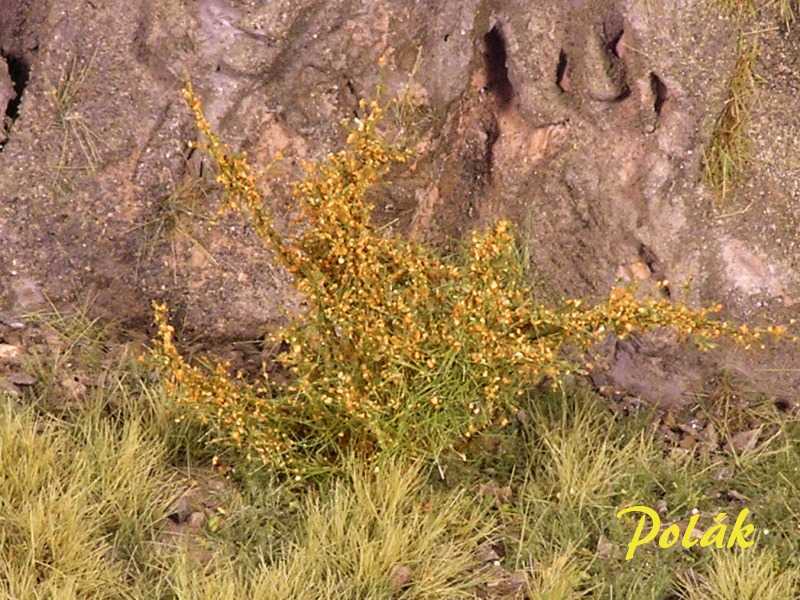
[1,0,799,407]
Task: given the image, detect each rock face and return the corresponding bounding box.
[0,56,15,144]
[0,0,799,403]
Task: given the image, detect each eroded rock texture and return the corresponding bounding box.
[1,0,799,403]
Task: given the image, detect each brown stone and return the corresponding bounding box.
[389,564,413,592]
[0,0,798,407]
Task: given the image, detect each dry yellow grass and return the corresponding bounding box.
[703,38,759,202]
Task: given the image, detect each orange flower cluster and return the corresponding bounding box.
[152,303,292,466]
[152,85,787,473]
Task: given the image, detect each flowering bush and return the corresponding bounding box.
[152,83,785,475]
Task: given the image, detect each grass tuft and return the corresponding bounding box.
[777,0,799,26]
[525,550,589,599]
[3,366,800,596]
[679,549,799,599]
[48,50,102,187]
[0,394,179,598]
[703,38,759,203]
[164,459,495,599]
[717,0,759,18]
[132,170,217,280]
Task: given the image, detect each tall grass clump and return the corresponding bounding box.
[165,460,494,599]
[703,35,758,202]
[0,394,179,598]
[678,549,799,599]
[151,82,785,475]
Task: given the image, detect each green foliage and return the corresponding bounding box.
[151,84,785,475]
[2,364,800,597]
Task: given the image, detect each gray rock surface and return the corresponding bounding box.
[0,0,798,403]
